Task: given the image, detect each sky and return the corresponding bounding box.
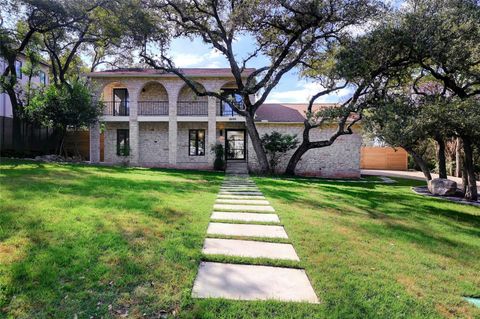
[164,0,409,104]
[167,36,352,104]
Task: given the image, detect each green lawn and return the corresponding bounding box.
[1,160,479,318]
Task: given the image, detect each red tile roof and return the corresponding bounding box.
[88,68,256,78]
[256,103,339,123]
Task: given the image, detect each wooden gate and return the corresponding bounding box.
[360,147,408,170]
[64,130,104,161]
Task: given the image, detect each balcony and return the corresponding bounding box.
[177,101,208,116]
[138,101,169,115]
[103,101,129,116]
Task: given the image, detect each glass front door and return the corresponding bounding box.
[226,130,246,160]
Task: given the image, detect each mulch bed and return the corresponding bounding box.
[412,186,480,207]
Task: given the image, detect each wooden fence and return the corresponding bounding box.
[360,147,408,170]
[64,130,104,161]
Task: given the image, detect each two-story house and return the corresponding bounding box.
[88,68,362,177]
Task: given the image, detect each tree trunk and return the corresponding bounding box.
[455,137,462,177]
[435,135,447,179]
[462,165,468,195]
[462,137,478,201]
[406,148,432,181]
[244,114,269,174]
[285,141,310,175]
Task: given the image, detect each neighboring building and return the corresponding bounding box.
[88,68,362,178]
[0,53,50,118]
[0,53,50,151]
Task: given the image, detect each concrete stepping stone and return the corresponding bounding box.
[211,212,280,222]
[217,195,266,200]
[192,262,319,303]
[203,238,299,260]
[207,222,288,238]
[219,192,264,196]
[215,199,270,205]
[220,188,260,192]
[214,204,275,213]
[221,186,259,190]
[223,181,255,184]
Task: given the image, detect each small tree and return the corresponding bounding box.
[261,132,299,174]
[27,79,103,156]
[211,143,225,171]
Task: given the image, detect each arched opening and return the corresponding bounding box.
[219,81,244,116]
[177,83,208,116]
[101,82,129,116]
[138,82,169,116]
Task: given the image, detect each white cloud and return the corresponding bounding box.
[171,49,226,68]
[265,81,352,104]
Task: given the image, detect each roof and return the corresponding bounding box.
[87,68,256,78]
[255,103,339,123]
[14,52,50,68]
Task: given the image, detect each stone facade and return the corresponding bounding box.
[89,69,363,178]
[247,123,362,178]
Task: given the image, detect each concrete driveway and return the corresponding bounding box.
[361,169,480,187]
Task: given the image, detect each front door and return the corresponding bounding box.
[225,130,246,160]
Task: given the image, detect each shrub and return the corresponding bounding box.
[261,131,299,173]
[212,143,225,171]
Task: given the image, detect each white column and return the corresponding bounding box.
[207,96,217,164]
[89,121,100,163]
[129,88,140,165]
[168,89,179,166]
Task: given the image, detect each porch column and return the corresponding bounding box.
[129,89,139,165]
[207,96,217,164]
[168,89,179,166]
[89,121,100,163]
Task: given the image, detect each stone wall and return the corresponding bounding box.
[139,82,168,101]
[139,122,169,165]
[247,123,362,178]
[178,84,208,102]
[104,122,130,164]
[176,122,210,169]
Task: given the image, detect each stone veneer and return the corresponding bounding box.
[103,121,362,177]
[247,123,362,178]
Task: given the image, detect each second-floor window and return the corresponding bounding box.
[220,90,243,116]
[39,71,46,85]
[15,60,22,79]
[189,129,205,156]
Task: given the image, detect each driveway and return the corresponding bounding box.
[361,169,480,187]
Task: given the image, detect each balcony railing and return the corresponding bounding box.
[177,101,208,116]
[138,101,169,116]
[103,101,129,116]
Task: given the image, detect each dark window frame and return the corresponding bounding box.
[39,71,46,85]
[116,129,130,156]
[15,60,22,79]
[220,89,243,116]
[113,88,129,116]
[189,129,205,156]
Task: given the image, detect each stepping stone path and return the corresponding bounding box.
[192,163,318,303]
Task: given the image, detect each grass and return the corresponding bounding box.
[0,159,222,318]
[1,159,479,318]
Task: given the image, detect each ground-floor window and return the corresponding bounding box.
[189,129,205,156]
[117,129,129,156]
